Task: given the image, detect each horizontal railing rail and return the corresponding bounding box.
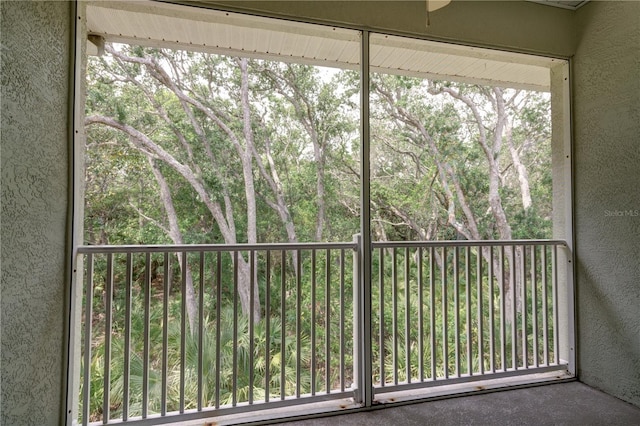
[77,241,357,254]
[372,239,567,248]
[75,238,570,425]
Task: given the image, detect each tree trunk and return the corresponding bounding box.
[149,159,198,336]
[506,122,533,211]
[238,58,261,322]
[85,115,261,320]
[260,65,327,241]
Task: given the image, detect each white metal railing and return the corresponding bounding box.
[371,240,569,396]
[76,241,357,425]
[74,238,569,425]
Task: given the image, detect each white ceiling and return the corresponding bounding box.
[86,1,564,91]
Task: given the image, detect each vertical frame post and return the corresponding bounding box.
[356,29,373,407]
[66,1,87,424]
[551,61,575,375]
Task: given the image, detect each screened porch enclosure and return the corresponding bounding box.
[71,1,575,425]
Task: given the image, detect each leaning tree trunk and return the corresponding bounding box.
[86,114,261,320]
[259,65,327,241]
[431,85,521,318]
[92,47,264,322]
[149,160,198,336]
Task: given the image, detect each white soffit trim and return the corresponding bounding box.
[87,1,561,91]
[370,34,559,91]
[86,1,361,69]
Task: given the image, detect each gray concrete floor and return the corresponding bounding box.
[269,382,640,426]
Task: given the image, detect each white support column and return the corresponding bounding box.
[66,1,88,424]
[550,60,575,376]
[357,30,373,407]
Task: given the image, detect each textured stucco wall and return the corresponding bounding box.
[573,1,640,407]
[1,1,72,424]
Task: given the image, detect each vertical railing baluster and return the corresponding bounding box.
[82,253,94,426]
[442,247,448,379]
[379,248,385,386]
[310,249,316,395]
[281,249,286,400]
[325,248,331,394]
[103,253,113,424]
[552,245,559,365]
[477,247,483,375]
[511,245,517,371]
[429,247,436,380]
[265,250,272,402]
[500,246,506,372]
[198,251,204,411]
[542,245,549,366]
[180,251,187,413]
[465,246,472,376]
[161,252,169,416]
[250,250,256,404]
[296,249,302,398]
[521,246,528,369]
[392,247,398,385]
[404,247,411,383]
[532,245,539,368]
[123,253,132,421]
[215,251,222,409]
[489,246,495,373]
[142,252,150,418]
[454,247,460,378]
[418,247,424,382]
[232,250,238,406]
[340,249,346,391]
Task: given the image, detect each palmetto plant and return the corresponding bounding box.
[81,297,313,422]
